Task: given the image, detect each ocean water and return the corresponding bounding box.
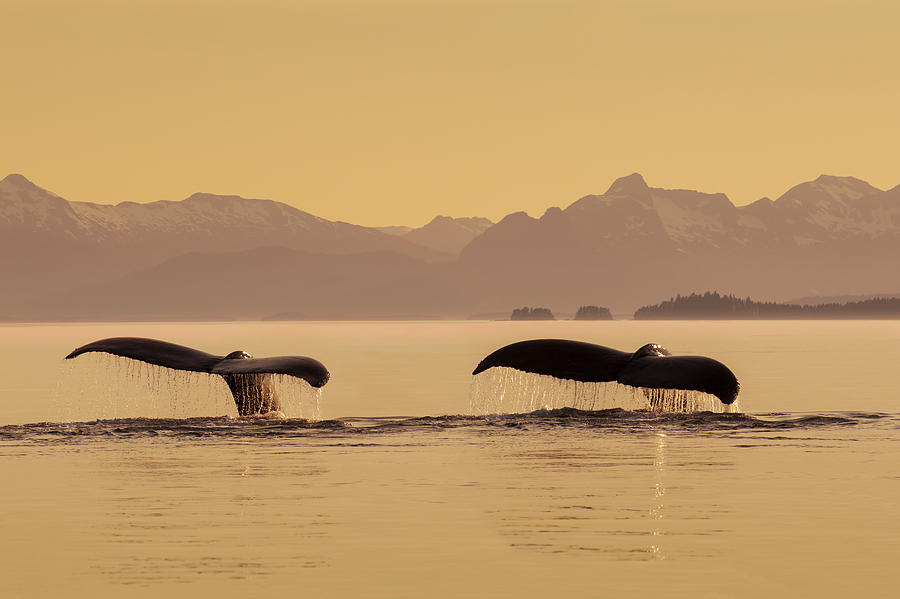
[0,321,898,598]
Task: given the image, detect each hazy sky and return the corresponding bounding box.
[2,0,897,225]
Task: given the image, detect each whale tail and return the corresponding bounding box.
[473,339,739,406]
[65,337,330,416]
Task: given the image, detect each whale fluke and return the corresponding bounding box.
[65,337,330,416]
[472,339,739,405]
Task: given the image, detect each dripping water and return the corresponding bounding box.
[59,354,324,421]
[469,367,740,415]
[270,374,322,420]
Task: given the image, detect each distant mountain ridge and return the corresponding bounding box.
[464,173,898,258]
[2,171,899,320]
[378,215,494,254]
[0,173,433,255]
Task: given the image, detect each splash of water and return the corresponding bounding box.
[60,354,323,421]
[469,367,740,414]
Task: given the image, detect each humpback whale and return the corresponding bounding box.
[65,337,330,416]
[472,339,739,406]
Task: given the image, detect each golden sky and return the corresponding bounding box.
[2,0,897,225]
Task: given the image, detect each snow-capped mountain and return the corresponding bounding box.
[462,173,899,261]
[0,173,85,233]
[0,174,436,256]
[0,174,439,313]
[745,175,900,242]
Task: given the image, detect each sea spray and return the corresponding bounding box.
[469,366,739,414]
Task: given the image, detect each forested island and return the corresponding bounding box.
[510,307,555,320]
[506,305,612,320]
[574,305,613,320]
[634,292,900,319]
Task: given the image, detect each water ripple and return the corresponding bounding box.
[1,409,894,445]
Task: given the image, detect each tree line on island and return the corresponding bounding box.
[634,292,900,319]
[507,293,900,320]
[509,306,613,320]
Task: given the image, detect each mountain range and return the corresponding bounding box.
[2,172,898,320]
[454,173,900,315]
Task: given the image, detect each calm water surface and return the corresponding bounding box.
[1,321,898,598]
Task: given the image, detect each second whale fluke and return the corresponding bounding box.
[472,339,739,411]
